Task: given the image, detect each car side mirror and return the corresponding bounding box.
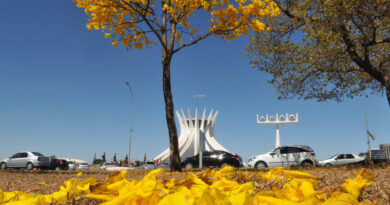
[270,152,275,156]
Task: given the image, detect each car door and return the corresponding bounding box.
[267,148,287,167]
[202,151,213,167]
[188,154,199,168]
[16,152,29,167]
[345,154,356,164]
[7,153,21,167]
[285,147,301,166]
[279,147,290,167]
[334,154,346,165]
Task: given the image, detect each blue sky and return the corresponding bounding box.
[0,1,389,163]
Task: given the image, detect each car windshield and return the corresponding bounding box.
[32,152,44,157]
[80,163,88,165]
[329,154,339,159]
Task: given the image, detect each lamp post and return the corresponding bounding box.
[125,81,134,167]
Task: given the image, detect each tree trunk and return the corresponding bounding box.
[385,78,390,107]
[162,56,182,172]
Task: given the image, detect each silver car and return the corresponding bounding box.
[319,153,365,166]
[67,161,76,170]
[78,162,89,170]
[0,152,50,170]
[247,145,318,168]
[137,161,155,169]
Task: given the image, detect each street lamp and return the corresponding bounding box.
[125,81,134,167]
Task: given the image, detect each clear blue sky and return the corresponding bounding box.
[0,1,389,163]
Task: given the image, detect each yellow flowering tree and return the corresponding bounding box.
[74,0,280,171]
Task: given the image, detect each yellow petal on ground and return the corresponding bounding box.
[229,182,254,205]
[253,195,310,205]
[341,168,373,199]
[0,166,375,204]
[106,170,127,184]
[260,167,317,185]
[74,172,83,177]
[274,179,316,201]
[86,193,116,202]
[213,166,235,179]
[38,182,48,186]
[322,193,364,205]
[2,197,40,205]
[158,191,194,205]
[211,177,239,192]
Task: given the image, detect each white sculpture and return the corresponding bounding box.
[154,108,229,162]
[257,113,299,148]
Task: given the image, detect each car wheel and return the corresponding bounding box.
[26,162,34,170]
[0,163,7,170]
[255,161,267,168]
[325,163,332,167]
[301,160,313,166]
[185,163,193,168]
[221,162,229,168]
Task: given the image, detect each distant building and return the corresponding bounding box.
[369,148,383,160]
[380,144,390,159]
[154,108,230,162]
[370,144,390,160]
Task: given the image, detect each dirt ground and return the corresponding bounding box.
[0,164,389,204]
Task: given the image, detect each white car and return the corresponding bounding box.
[247,145,317,168]
[99,163,116,170]
[78,162,89,170]
[319,154,364,166]
[137,161,155,169]
[67,161,76,170]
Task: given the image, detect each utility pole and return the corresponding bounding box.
[363,101,371,160]
[125,81,134,167]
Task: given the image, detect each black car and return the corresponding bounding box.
[49,158,68,170]
[181,150,243,168]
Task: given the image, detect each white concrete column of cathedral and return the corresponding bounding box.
[257,113,299,148]
[153,108,230,164]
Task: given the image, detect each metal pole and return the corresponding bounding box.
[125,81,134,167]
[363,101,371,159]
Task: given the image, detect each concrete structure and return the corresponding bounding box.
[154,108,229,162]
[369,144,390,160]
[257,113,299,148]
[380,144,390,159]
[369,148,383,160]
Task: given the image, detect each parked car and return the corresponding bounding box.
[0,152,50,170]
[247,145,317,168]
[67,161,76,170]
[137,161,155,169]
[181,150,243,168]
[78,163,89,170]
[155,162,169,169]
[49,158,68,170]
[99,163,116,170]
[319,153,364,166]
